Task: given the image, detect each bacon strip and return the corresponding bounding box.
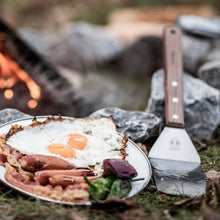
[19,155,75,172]
[34,168,95,185]
[0,144,22,168]
[5,170,89,202]
[49,174,99,188]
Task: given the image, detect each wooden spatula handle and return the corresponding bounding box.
[164,26,184,128]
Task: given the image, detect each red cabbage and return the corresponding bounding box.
[103,159,137,179]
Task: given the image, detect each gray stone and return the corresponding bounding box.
[146,69,220,141]
[18,28,51,55]
[0,108,30,125]
[118,36,163,76]
[213,17,220,24]
[198,60,220,90]
[77,72,147,114]
[176,15,220,38]
[182,33,212,74]
[89,107,162,143]
[45,22,124,72]
[205,39,220,62]
[206,50,220,62]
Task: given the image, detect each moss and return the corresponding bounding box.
[200,143,220,172]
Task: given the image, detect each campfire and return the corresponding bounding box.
[0,19,83,116]
[0,33,41,109]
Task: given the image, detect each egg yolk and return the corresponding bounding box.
[47,133,87,158]
[67,133,87,150]
[47,144,75,158]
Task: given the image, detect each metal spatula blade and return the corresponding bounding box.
[150,158,206,196]
[149,127,206,196]
[149,27,206,197]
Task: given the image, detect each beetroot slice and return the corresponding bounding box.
[103,159,137,179]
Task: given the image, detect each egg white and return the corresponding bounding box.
[6,118,124,175]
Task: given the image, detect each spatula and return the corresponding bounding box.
[149,26,206,197]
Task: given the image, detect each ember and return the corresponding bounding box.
[4,89,14,99]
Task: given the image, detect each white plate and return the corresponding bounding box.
[0,116,152,205]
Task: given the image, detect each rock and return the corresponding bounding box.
[176,15,220,38]
[198,60,220,90]
[18,28,51,55]
[146,69,220,141]
[75,71,148,114]
[206,50,220,62]
[182,33,212,74]
[118,36,163,76]
[0,108,30,125]
[205,39,220,62]
[89,107,162,143]
[213,17,220,25]
[45,22,125,72]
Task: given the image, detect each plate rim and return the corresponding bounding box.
[0,115,152,205]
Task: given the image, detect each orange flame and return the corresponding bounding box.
[0,51,41,108]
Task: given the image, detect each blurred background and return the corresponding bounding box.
[1,0,219,29]
[0,0,219,117]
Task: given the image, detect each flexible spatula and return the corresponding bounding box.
[149,26,206,197]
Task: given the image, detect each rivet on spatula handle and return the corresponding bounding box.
[164,26,184,128]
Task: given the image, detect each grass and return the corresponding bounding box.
[0,138,219,220]
[200,145,220,172]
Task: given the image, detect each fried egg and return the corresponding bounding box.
[6,117,125,175]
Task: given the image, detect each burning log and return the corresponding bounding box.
[0,18,84,116]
